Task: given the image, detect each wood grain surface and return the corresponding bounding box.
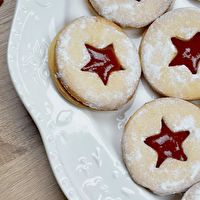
[0,1,66,199]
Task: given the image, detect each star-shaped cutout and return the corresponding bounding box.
[169,32,200,74]
[144,119,190,168]
[81,44,123,85]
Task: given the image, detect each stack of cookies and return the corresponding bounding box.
[48,0,200,199]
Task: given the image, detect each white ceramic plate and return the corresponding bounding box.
[7,0,200,200]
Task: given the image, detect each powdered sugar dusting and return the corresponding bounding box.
[160,179,185,191]
[56,17,95,70]
[180,27,199,39]
[191,162,200,180]
[122,98,200,196]
[55,16,141,110]
[142,8,200,99]
[174,116,200,139]
[143,30,174,81]
[89,0,174,28]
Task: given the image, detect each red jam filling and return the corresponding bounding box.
[169,32,200,74]
[0,0,3,7]
[144,119,190,168]
[81,44,123,85]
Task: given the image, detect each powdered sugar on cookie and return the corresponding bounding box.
[141,8,200,100]
[122,98,200,195]
[89,0,173,28]
[54,16,141,110]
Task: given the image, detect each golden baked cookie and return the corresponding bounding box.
[122,98,200,196]
[141,8,200,100]
[49,16,141,110]
[89,0,174,28]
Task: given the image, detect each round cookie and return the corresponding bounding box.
[122,98,200,196]
[49,16,141,111]
[182,182,200,200]
[88,0,174,28]
[141,8,200,100]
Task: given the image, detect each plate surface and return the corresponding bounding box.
[7,0,200,200]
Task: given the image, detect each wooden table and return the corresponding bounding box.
[0,1,66,199]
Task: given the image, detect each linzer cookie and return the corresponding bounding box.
[122,98,200,195]
[88,0,174,28]
[48,16,141,110]
[141,8,200,100]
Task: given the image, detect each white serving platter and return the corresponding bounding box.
[7,0,200,199]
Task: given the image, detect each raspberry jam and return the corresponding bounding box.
[169,32,200,74]
[0,0,3,7]
[81,44,123,85]
[144,119,190,168]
